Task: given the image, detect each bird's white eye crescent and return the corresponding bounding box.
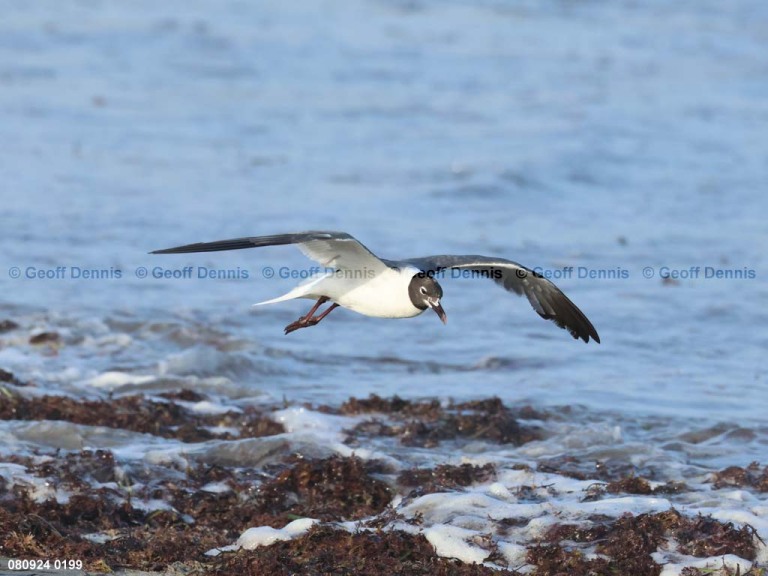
[420,286,427,295]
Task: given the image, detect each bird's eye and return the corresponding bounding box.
[420,286,427,295]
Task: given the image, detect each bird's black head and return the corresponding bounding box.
[408,273,447,324]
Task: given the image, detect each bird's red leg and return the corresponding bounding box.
[284,297,337,334]
[303,297,329,319]
[307,303,339,325]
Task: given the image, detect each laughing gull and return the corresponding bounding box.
[152,231,600,342]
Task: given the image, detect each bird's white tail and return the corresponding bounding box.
[252,272,331,307]
[252,288,305,307]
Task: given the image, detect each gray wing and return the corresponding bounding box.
[400,255,600,343]
[152,231,390,273]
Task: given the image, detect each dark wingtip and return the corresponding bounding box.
[538,298,600,344]
[150,243,212,254]
[569,325,599,344]
[575,323,600,344]
[150,247,194,254]
[557,295,600,345]
[149,238,260,254]
[579,331,600,344]
[577,321,600,344]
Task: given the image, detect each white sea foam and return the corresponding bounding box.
[87,371,156,390]
[207,518,320,556]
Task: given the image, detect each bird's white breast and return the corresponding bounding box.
[309,266,424,319]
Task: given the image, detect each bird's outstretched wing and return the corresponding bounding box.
[152,231,390,274]
[398,255,600,343]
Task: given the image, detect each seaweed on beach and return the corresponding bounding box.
[340,394,543,447]
[711,462,768,492]
[208,523,520,576]
[0,390,763,575]
[536,509,759,576]
[0,390,284,441]
[398,463,497,494]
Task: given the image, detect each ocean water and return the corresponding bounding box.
[1,0,767,572]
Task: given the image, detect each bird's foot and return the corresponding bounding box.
[284,316,321,334]
[284,302,340,335]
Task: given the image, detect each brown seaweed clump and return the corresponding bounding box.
[398,463,497,495]
[0,390,284,442]
[209,524,519,576]
[711,462,768,492]
[254,455,393,523]
[534,509,759,576]
[341,394,542,448]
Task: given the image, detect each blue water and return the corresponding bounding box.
[1,0,767,427]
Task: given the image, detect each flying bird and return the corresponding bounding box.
[151,231,600,342]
